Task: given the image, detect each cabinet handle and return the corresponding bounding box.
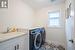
[17,44,19,50]
[15,46,16,50]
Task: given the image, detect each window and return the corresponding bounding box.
[0,0,8,8]
[48,11,60,27]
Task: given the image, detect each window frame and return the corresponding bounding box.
[48,11,61,27]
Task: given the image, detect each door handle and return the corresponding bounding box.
[69,39,74,43]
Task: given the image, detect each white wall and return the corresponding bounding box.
[0,0,34,32]
[34,3,66,48]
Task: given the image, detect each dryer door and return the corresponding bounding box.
[34,33,42,49]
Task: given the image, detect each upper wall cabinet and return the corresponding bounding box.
[0,0,8,8]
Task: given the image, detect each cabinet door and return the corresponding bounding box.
[24,34,29,50]
[0,44,10,50]
[0,41,16,50]
[19,35,29,50]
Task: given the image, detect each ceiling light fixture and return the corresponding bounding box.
[50,0,56,2]
[34,0,45,3]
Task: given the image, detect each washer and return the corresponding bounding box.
[40,27,46,45]
[29,28,42,50]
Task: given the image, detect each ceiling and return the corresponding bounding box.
[23,0,66,10]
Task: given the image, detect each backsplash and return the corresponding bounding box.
[0,25,28,33]
[17,28,28,33]
[0,24,7,33]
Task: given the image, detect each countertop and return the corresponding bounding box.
[0,32,27,43]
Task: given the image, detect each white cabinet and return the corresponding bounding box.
[0,34,29,50]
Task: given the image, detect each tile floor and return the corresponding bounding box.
[39,47,55,50]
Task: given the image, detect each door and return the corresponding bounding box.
[66,16,74,50]
[66,2,74,50]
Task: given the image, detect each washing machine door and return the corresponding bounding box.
[34,32,42,49]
